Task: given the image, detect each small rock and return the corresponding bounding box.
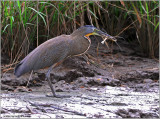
[51,69,83,82]
[94,113,104,118]
[136,57,143,61]
[136,83,146,88]
[56,88,64,92]
[150,83,159,87]
[143,79,153,83]
[116,109,142,118]
[75,76,120,87]
[1,84,14,91]
[14,87,29,92]
[1,73,33,86]
[56,115,64,118]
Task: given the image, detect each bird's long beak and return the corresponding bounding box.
[94,29,117,44]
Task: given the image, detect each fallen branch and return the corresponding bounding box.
[28,101,86,116]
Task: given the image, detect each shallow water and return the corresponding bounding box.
[1,85,159,118]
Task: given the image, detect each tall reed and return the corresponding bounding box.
[1,1,159,68]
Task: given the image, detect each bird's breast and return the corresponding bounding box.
[69,36,91,56]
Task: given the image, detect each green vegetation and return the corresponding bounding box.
[1,1,159,65]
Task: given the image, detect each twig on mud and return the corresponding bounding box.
[2,67,14,73]
[1,108,10,113]
[28,101,86,116]
[13,86,29,92]
[26,105,52,118]
[26,106,37,114]
[50,105,86,116]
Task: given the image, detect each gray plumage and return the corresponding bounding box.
[15,35,71,77]
[14,26,93,77]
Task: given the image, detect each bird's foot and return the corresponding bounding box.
[46,93,71,98]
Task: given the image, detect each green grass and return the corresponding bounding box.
[1,1,159,67]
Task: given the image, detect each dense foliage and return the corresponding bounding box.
[1,1,159,66]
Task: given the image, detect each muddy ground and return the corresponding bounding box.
[1,37,159,118]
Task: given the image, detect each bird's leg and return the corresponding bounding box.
[84,53,98,64]
[45,65,56,97]
[83,54,90,64]
[26,70,33,87]
[46,64,70,98]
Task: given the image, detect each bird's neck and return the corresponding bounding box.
[70,35,91,56]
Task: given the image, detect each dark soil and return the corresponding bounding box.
[1,38,159,118]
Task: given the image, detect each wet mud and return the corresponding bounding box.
[1,38,159,118]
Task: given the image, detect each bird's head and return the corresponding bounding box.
[71,25,117,42]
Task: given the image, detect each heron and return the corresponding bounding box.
[14,25,116,98]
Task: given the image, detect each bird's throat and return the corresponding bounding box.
[84,35,91,43]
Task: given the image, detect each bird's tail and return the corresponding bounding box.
[14,62,23,77]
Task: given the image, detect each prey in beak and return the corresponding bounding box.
[101,33,117,44]
[92,28,117,43]
[93,28,122,51]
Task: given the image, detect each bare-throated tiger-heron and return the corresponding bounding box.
[14,25,116,98]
